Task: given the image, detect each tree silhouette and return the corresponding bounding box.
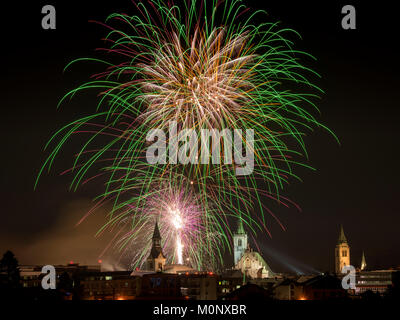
[0,250,21,290]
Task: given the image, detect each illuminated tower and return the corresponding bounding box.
[360,251,367,271]
[233,219,248,266]
[146,221,166,272]
[334,224,350,274]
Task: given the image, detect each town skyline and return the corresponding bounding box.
[2,221,396,276]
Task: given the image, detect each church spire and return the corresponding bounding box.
[150,219,163,257]
[361,251,367,270]
[152,219,161,239]
[147,220,166,272]
[236,218,245,234]
[337,224,347,244]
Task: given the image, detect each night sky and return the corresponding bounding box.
[1,0,399,273]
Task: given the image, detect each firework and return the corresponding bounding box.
[36,0,336,268]
[96,179,224,270]
[169,207,184,264]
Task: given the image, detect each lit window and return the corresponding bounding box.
[105,276,112,280]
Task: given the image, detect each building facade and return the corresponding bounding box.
[274,279,304,300]
[356,270,400,295]
[80,271,139,300]
[235,248,275,279]
[302,274,347,300]
[180,273,217,300]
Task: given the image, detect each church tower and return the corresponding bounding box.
[146,221,166,272]
[233,219,248,266]
[335,224,350,274]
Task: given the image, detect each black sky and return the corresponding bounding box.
[1,0,399,273]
